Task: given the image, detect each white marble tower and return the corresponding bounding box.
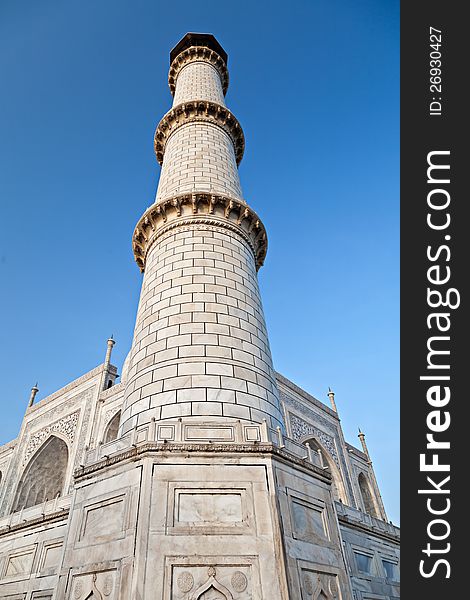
[122,33,283,436]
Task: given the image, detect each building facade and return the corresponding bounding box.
[0,34,399,600]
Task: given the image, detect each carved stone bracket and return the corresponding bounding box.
[154,101,244,165]
[132,193,267,272]
[168,46,229,95]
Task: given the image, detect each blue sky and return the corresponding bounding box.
[0,0,399,523]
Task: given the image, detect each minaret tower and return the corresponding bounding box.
[121,33,284,435]
[57,35,352,600]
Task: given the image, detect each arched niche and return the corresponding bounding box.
[198,587,227,600]
[191,575,233,600]
[103,411,121,443]
[358,472,379,518]
[12,435,69,512]
[303,436,347,503]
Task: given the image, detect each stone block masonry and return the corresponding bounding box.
[173,61,226,106]
[155,122,243,201]
[121,34,283,434]
[121,223,283,434]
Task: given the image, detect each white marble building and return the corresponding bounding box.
[0,33,399,600]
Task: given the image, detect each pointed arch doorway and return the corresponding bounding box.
[12,435,69,512]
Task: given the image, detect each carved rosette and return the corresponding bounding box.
[231,571,248,592]
[71,571,116,600]
[73,580,83,599]
[177,571,194,593]
[168,46,229,95]
[154,100,244,165]
[132,193,267,272]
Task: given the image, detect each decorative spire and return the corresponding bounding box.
[327,387,337,412]
[28,383,39,408]
[104,335,115,369]
[358,428,370,460]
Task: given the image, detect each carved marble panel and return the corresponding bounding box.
[3,547,35,578]
[69,570,117,600]
[184,425,235,442]
[291,499,327,543]
[78,495,126,544]
[287,411,358,507]
[39,540,63,572]
[177,492,242,524]
[289,414,340,469]
[300,568,341,600]
[0,386,95,515]
[158,425,176,441]
[280,392,336,434]
[167,484,251,534]
[171,564,251,599]
[22,411,79,467]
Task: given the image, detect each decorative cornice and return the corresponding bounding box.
[0,508,69,538]
[74,441,332,482]
[345,442,368,460]
[98,381,125,402]
[154,100,244,165]
[168,46,229,96]
[276,372,339,420]
[132,193,267,272]
[0,439,17,455]
[336,512,400,543]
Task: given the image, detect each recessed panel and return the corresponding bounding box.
[184,425,234,441]
[40,541,63,571]
[5,550,34,577]
[177,492,243,524]
[79,496,125,542]
[291,499,327,542]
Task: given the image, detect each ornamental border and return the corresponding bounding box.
[73,442,332,483]
[132,193,267,272]
[168,46,229,96]
[154,100,244,165]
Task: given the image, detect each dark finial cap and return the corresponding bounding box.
[170,33,228,65]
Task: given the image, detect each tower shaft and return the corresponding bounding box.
[120,35,283,435]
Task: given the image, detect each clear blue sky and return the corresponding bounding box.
[0,1,399,523]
